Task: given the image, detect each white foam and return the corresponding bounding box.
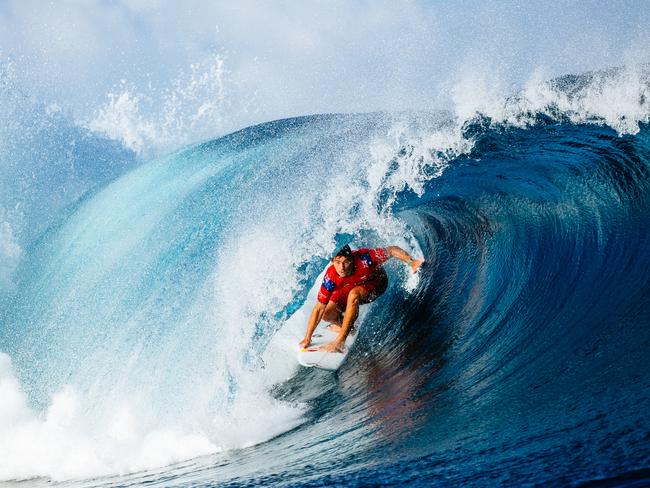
[86,54,229,155]
[85,91,158,154]
[0,353,217,481]
[452,64,650,135]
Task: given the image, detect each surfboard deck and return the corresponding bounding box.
[297,326,358,371]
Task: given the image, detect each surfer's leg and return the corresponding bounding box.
[319,286,370,352]
[319,287,368,352]
[328,286,368,350]
[322,300,343,330]
[323,287,352,332]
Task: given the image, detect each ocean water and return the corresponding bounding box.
[1,66,650,487]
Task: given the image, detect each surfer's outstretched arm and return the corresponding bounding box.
[386,246,424,273]
[299,302,326,348]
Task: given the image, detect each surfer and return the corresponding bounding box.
[299,245,424,353]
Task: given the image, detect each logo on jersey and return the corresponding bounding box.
[322,276,336,292]
[359,252,373,267]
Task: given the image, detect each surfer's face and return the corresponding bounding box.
[333,256,354,277]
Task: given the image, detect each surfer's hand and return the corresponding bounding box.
[319,341,344,353]
[299,338,311,349]
[410,259,424,273]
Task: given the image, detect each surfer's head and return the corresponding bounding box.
[333,245,354,277]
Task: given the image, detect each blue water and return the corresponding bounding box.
[1,70,650,487]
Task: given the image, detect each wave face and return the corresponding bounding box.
[1,68,650,486]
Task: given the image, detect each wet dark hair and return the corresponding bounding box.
[335,244,353,259]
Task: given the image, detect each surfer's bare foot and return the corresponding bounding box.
[326,324,342,333]
[319,341,344,353]
[410,258,425,273]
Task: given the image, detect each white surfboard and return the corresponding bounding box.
[297,326,358,371]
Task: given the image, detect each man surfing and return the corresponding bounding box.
[299,245,424,353]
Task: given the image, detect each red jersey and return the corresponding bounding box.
[317,248,390,304]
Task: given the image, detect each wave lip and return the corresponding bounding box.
[453,64,650,135]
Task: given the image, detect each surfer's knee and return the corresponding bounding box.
[347,287,364,306]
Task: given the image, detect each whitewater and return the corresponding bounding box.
[1,59,650,486]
